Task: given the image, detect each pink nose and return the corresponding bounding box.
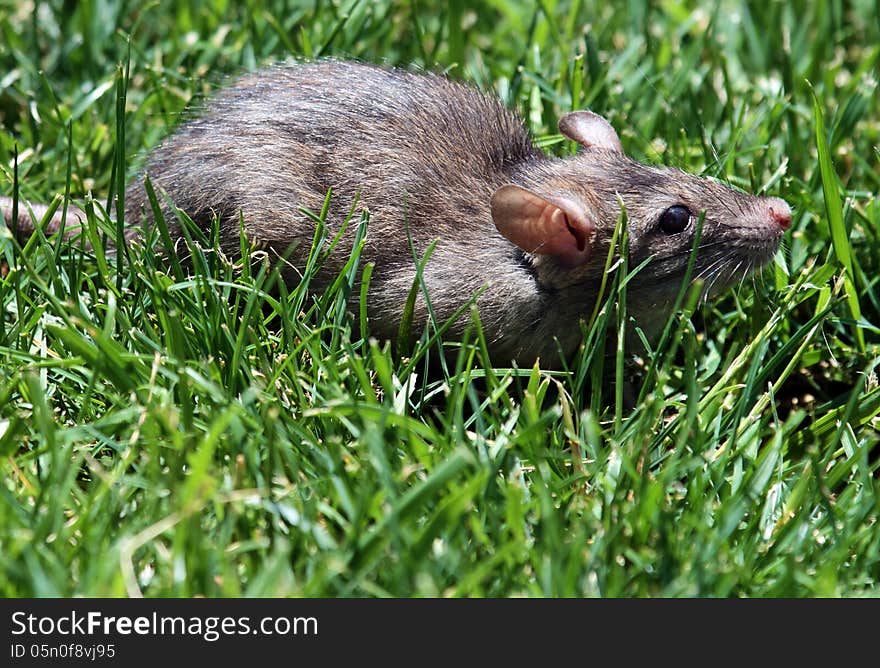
[767,198,791,230]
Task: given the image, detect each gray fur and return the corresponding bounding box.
[2,61,789,366]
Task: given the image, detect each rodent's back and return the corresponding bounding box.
[126,61,540,244]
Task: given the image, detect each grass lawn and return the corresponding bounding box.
[1,0,879,597]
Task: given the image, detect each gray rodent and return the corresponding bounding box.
[2,60,791,366]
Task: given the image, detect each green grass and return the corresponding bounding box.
[1,0,879,597]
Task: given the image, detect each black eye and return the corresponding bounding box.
[658,205,691,234]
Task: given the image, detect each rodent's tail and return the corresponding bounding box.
[1,195,88,242]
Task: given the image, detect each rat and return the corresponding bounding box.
[1,60,790,366]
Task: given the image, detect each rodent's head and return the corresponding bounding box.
[491,111,790,329]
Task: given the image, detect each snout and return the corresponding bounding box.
[763,197,791,230]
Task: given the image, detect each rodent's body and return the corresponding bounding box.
[126,62,563,363]
[5,61,791,365]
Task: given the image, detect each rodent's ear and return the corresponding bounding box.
[490,185,596,266]
[558,111,623,153]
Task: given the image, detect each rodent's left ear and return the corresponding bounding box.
[558,111,623,153]
[490,185,597,266]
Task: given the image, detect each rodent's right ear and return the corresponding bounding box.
[558,111,623,153]
[490,185,596,266]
